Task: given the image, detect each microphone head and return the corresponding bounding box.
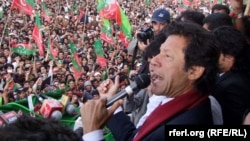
[50,110,62,121]
[66,104,77,115]
[134,73,151,89]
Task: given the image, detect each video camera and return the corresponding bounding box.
[137,27,154,44]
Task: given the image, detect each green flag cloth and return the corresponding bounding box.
[97,0,106,11]
[100,19,115,44]
[11,47,35,56]
[145,0,150,6]
[26,0,35,7]
[119,7,132,42]
[0,96,2,106]
[0,7,3,19]
[94,39,107,67]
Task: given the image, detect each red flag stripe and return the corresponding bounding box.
[32,25,44,56]
[10,0,34,15]
[100,32,115,44]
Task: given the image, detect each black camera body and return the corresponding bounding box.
[137,27,154,44]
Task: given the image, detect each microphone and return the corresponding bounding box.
[60,95,77,115]
[65,104,77,115]
[36,94,63,120]
[0,111,19,127]
[106,73,151,107]
[50,110,63,121]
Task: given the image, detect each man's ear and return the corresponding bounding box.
[187,66,205,80]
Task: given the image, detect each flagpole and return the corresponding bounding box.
[0,12,11,48]
[82,0,89,40]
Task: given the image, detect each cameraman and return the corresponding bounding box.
[130,8,171,78]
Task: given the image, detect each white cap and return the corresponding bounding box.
[94,72,101,77]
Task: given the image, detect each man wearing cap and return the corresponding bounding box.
[135,8,171,75]
[151,8,170,36]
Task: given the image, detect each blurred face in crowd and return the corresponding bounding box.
[16,67,22,74]
[36,61,42,68]
[18,91,26,99]
[7,66,13,73]
[92,94,100,100]
[78,79,84,86]
[2,43,8,48]
[0,56,6,64]
[85,85,92,92]
[94,74,101,81]
[40,66,47,74]
[69,81,75,89]
[23,82,30,88]
[56,61,63,69]
[3,48,10,57]
[82,58,88,66]
[0,23,4,30]
[66,90,73,98]
[58,52,64,59]
[218,53,234,73]
[59,82,66,90]
[54,81,59,88]
[92,80,100,88]
[88,63,93,70]
[116,56,123,64]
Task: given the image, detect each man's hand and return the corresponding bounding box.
[97,76,120,99]
[138,40,150,51]
[81,98,123,134]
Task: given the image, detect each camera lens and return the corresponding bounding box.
[136,27,154,44]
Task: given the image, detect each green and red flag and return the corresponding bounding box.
[69,42,83,79]
[12,43,35,56]
[41,2,51,22]
[69,42,82,71]
[10,0,35,16]
[100,19,115,44]
[178,1,189,12]
[32,13,44,56]
[181,0,193,7]
[213,0,223,4]
[97,0,106,11]
[97,0,132,47]
[181,0,199,7]
[118,7,132,47]
[98,0,121,24]
[48,38,58,60]
[94,39,107,68]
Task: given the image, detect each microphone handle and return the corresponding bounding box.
[106,86,133,107]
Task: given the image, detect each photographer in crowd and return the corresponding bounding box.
[133,8,170,75]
